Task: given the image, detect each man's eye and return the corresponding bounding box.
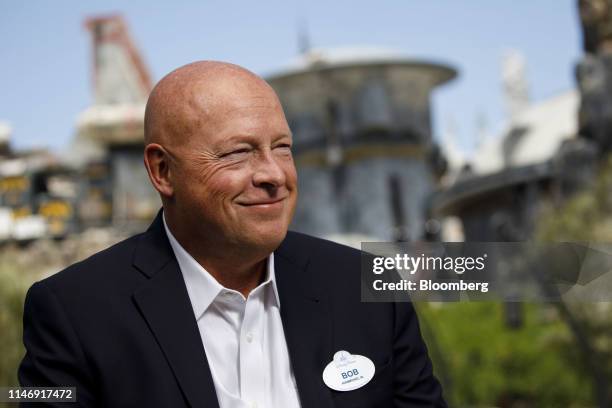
[223,148,251,158]
[275,144,292,152]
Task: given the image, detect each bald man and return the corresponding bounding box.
[18,62,446,407]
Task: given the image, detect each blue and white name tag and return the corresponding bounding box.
[322,350,375,392]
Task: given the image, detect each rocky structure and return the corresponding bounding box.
[432,89,584,241]
[432,0,612,242]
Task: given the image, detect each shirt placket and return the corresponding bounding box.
[239,288,266,408]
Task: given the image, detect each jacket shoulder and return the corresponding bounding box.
[280,231,365,286]
[41,232,145,295]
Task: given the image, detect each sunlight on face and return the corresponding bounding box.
[170,87,298,251]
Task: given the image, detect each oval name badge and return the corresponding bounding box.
[322,350,375,392]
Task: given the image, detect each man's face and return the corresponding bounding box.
[168,84,298,251]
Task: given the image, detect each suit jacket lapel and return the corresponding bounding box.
[275,233,336,408]
[132,212,220,408]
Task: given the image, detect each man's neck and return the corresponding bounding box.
[199,257,267,298]
[163,212,269,297]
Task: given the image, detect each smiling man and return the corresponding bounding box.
[144,62,297,295]
[18,61,446,407]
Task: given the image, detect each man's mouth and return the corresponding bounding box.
[237,197,287,206]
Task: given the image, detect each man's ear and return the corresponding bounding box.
[144,143,174,198]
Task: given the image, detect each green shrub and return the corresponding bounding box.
[0,264,29,387]
[418,302,594,407]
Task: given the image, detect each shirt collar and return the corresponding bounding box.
[162,214,280,319]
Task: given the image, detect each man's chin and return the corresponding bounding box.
[235,225,288,252]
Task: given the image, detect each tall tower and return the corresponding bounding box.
[74,15,158,230]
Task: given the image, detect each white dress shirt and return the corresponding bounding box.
[163,216,302,408]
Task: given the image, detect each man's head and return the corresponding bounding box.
[143,61,297,258]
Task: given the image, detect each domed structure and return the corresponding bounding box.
[265,47,457,240]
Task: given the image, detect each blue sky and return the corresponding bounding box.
[1,1,582,156]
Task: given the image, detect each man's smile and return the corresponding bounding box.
[236,196,288,206]
[236,197,289,214]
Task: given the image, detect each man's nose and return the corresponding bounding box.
[252,150,286,189]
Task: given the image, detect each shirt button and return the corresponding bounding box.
[245,332,253,343]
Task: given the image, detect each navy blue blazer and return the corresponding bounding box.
[19,211,446,407]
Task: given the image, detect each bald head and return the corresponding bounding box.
[144,61,280,147]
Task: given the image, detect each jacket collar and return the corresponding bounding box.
[132,210,175,278]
